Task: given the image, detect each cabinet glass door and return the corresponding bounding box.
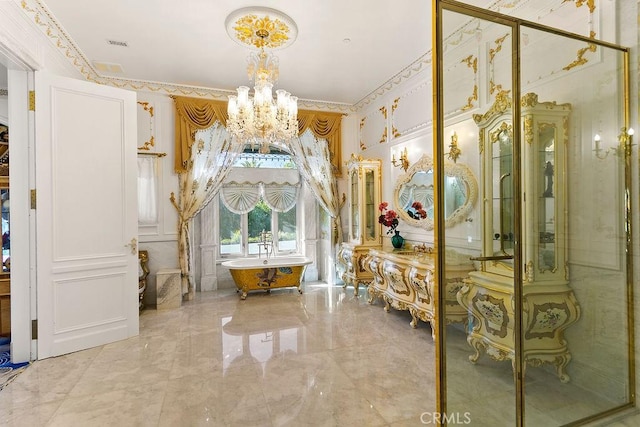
[491,123,515,261]
[537,124,556,272]
[350,168,359,241]
[364,169,375,240]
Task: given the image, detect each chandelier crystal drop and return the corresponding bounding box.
[227,47,298,153]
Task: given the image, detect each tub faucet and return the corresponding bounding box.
[259,230,273,259]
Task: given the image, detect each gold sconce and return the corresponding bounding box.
[446,131,462,163]
[392,147,409,172]
[594,127,634,159]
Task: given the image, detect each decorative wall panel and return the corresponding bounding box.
[359,107,387,150]
[137,101,155,151]
[390,81,433,138]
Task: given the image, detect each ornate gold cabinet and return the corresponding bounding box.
[337,155,381,296]
[457,93,580,382]
[366,248,474,338]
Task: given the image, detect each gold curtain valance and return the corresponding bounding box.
[173,96,228,172]
[297,109,343,176]
[173,97,344,175]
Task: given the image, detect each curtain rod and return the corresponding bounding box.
[137,151,167,157]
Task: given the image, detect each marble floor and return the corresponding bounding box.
[0,282,637,426]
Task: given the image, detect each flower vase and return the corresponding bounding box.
[391,230,404,249]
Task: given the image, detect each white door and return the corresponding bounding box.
[35,71,138,359]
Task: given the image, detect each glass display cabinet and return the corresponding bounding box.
[457,92,580,382]
[338,154,382,296]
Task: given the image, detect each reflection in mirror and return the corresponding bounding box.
[1,187,8,273]
[394,154,477,230]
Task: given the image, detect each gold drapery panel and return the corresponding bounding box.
[173,97,344,176]
[297,109,343,177]
[173,96,228,173]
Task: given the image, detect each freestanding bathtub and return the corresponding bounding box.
[221,256,312,299]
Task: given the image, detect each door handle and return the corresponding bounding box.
[469,255,514,261]
[125,238,137,254]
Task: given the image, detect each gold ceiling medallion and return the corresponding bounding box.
[225,7,298,51]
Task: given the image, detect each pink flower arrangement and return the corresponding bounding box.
[407,201,427,220]
[378,202,399,234]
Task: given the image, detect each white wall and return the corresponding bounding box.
[135,92,180,306]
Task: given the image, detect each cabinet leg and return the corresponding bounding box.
[468,337,483,364]
[554,354,572,383]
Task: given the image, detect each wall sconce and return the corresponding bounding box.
[392,147,409,172]
[446,131,462,163]
[594,127,634,159]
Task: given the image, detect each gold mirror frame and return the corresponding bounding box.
[394,154,478,230]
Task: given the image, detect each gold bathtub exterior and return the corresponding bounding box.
[229,265,307,299]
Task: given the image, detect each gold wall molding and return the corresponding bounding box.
[391,98,401,138]
[563,0,596,13]
[137,101,155,151]
[379,106,388,144]
[460,54,478,111]
[562,32,597,71]
[359,118,367,150]
[489,33,509,63]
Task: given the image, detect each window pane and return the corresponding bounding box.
[278,205,297,252]
[248,200,272,255]
[219,199,241,255]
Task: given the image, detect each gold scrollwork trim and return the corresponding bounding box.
[563,32,597,71]
[562,0,596,13]
[461,54,478,74]
[473,90,512,125]
[489,122,513,145]
[391,97,401,138]
[379,126,388,144]
[460,55,478,112]
[462,85,478,112]
[359,118,367,150]
[523,116,534,145]
[379,105,388,120]
[137,101,155,151]
[137,101,154,117]
[489,33,509,63]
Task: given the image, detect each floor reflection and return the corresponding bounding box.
[0,282,637,426]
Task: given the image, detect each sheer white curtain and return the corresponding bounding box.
[221,183,299,214]
[287,129,343,246]
[137,155,158,224]
[170,122,243,298]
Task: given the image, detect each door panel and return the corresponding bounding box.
[36,71,138,359]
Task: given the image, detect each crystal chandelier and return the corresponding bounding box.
[227,43,298,154]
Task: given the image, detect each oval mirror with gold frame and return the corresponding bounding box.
[394,154,478,230]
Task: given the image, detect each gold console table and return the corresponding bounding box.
[365,248,474,338]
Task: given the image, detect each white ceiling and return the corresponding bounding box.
[41,0,432,107]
